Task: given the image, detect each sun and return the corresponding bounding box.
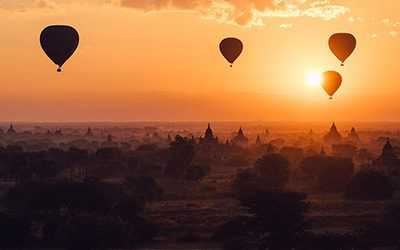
[305,71,322,87]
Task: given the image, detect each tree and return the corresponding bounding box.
[232,154,290,197]
[165,135,195,178]
[56,213,129,250]
[239,190,309,248]
[123,176,163,201]
[356,148,374,165]
[331,144,357,158]
[224,154,249,167]
[280,147,304,168]
[344,170,393,200]
[127,156,138,175]
[184,164,210,181]
[67,148,89,179]
[254,153,290,188]
[232,168,267,197]
[3,180,122,214]
[0,212,31,247]
[300,155,354,192]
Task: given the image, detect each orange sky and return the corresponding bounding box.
[1,0,400,122]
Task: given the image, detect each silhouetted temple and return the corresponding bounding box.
[320,146,326,156]
[101,133,116,148]
[85,127,95,138]
[305,129,315,140]
[266,142,274,154]
[166,134,172,143]
[54,129,63,136]
[199,123,218,145]
[255,134,262,146]
[323,122,342,144]
[346,127,360,142]
[373,138,400,166]
[6,124,17,137]
[231,127,248,147]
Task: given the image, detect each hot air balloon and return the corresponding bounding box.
[40,25,79,72]
[321,71,342,99]
[219,38,243,67]
[329,33,356,66]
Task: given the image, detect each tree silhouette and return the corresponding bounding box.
[300,155,354,192]
[344,170,393,200]
[165,135,195,178]
[254,153,290,188]
[239,190,309,249]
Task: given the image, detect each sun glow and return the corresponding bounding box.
[305,71,322,87]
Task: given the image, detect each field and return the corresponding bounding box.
[141,165,400,248]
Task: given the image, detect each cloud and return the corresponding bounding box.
[0,0,57,12]
[348,16,362,23]
[389,31,398,37]
[279,23,293,29]
[383,18,400,27]
[113,0,350,27]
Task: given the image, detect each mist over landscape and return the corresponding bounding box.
[3,0,400,249]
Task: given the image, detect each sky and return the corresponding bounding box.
[0,0,400,122]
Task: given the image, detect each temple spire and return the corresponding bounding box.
[266,142,274,154]
[320,146,326,156]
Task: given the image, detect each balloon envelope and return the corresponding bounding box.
[321,71,342,99]
[329,33,356,66]
[40,25,79,72]
[219,38,243,67]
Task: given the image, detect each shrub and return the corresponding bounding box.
[213,216,248,240]
[254,153,290,188]
[239,190,309,249]
[232,168,267,197]
[57,212,129,250]
[225,155,249,167]
[123,176,163,201]
[300,155,354,192]
[232,154,291,197]
[344,170,393,200]
[0,212,31,247]
[184,164,210,181]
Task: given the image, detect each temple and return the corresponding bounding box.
[320,146,326,156]
[6,124,17,137]
[54,129,63,136]
[166,134,172,143]
[85,127,95,138]
[231,127,249,147]
[346,127,360,142]
[101,133,116,148]
[266,142,274,154]
[373,138,400,166]
[323,122,342,144]
[199,123,218,145]
[255,134,262,146]
[305,129,315,140]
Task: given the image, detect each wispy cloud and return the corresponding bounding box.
[348,16,362,23]
[0,0,57,12]
[113,0,350,27]
[389,31,398,37]
[279,23,293,29]
[382,18,400,27]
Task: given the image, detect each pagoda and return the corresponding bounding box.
[231,127,249,147]
[199,123,218,145]
[323,122,342,144]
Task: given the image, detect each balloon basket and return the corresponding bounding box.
[57,68,62,72]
